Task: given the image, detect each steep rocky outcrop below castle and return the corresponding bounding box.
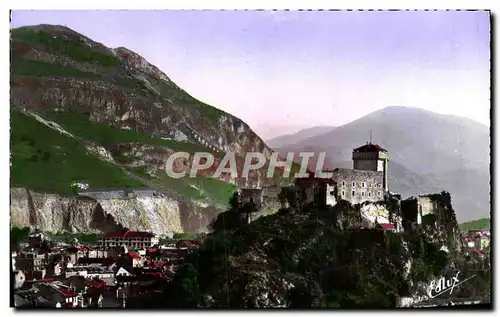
[10,187,219,234]
[165,191,480,308]
[401,192,463,254]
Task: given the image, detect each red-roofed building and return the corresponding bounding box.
[377,223,396,231]
[102,231,158,249]
[123,251,144,268]
[128,251,141,259]
[37,282,80,307]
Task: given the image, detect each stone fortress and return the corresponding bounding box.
[331,142,389,205]
[240,141,390,208]
[239,141,400,229]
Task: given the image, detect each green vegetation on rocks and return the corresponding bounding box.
[10,227,31,248]
[459,218,490,232]
[47,231,102,245]
[10,108,145,195]
[164,198,456,308]
[41,111,215,153]
[11,58,102,79]
[11,28,121,67]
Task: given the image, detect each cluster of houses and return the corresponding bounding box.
[12,231,201,308]
[462,229,490,257]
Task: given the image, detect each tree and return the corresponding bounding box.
[11,227,30,248]
[167,263,200,307]
[209,192,244,232]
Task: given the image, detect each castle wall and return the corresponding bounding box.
[416,196,435,216]
[352,152,379,161]
[326,184,337,206]
[262,186,282,200]
[353,159,378,171]
[239,188,264,208]
[332,168,384,205]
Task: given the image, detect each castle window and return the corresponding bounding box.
[341,190,345,197]
[361,192,365,197]
[351,190,355,196]
[342,181,345,187]
[377,191,381,196]
[368,192,371,197]
[369,183,372,188]
[378,184,382,188]
[362,182,366,188]
[352,182,355,187]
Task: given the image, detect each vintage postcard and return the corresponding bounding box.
[9,10,491,309]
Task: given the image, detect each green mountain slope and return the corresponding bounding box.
[10,108,145,195]
[10,24,299,210]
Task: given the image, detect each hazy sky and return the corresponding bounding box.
[11,10,491,132]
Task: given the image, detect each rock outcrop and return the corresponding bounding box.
[401,191,463,254]
[10,25,272,159]
[10,25,289,234]
[10,187,219,234]
[166,190,473,308]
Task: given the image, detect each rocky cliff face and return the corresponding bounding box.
[10,25,272,158]
[401,192,463,254]
[10,24,282,233]
[10,187,219,234]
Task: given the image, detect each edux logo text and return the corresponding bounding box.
[427,271,475,299]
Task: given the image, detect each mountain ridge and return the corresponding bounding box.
[271,106,490,221]
[9,24,298,233]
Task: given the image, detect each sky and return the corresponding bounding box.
[11,10,491,138]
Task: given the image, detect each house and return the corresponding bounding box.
[102,231,158,249]
[127,252,144,268]
[71,181,89,191]
[13,270,26,289]
[115,267,131,277]
[474,234,490,250]
[36,282,80,308]
[464,237,475,248]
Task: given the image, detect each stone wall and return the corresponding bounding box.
[353,159,379,171]
[239,188,264,209]
[262,186,282,200]
[401,192,463,254]
[77,188,157,200]
[332,168,384,205]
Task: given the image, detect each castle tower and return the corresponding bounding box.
[352,142,389,192]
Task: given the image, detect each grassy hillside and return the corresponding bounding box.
[11,108,236,205]
[41,111,214,154]
[10,108,145,195]
[459,218,490,231]
[9,25,285,209]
